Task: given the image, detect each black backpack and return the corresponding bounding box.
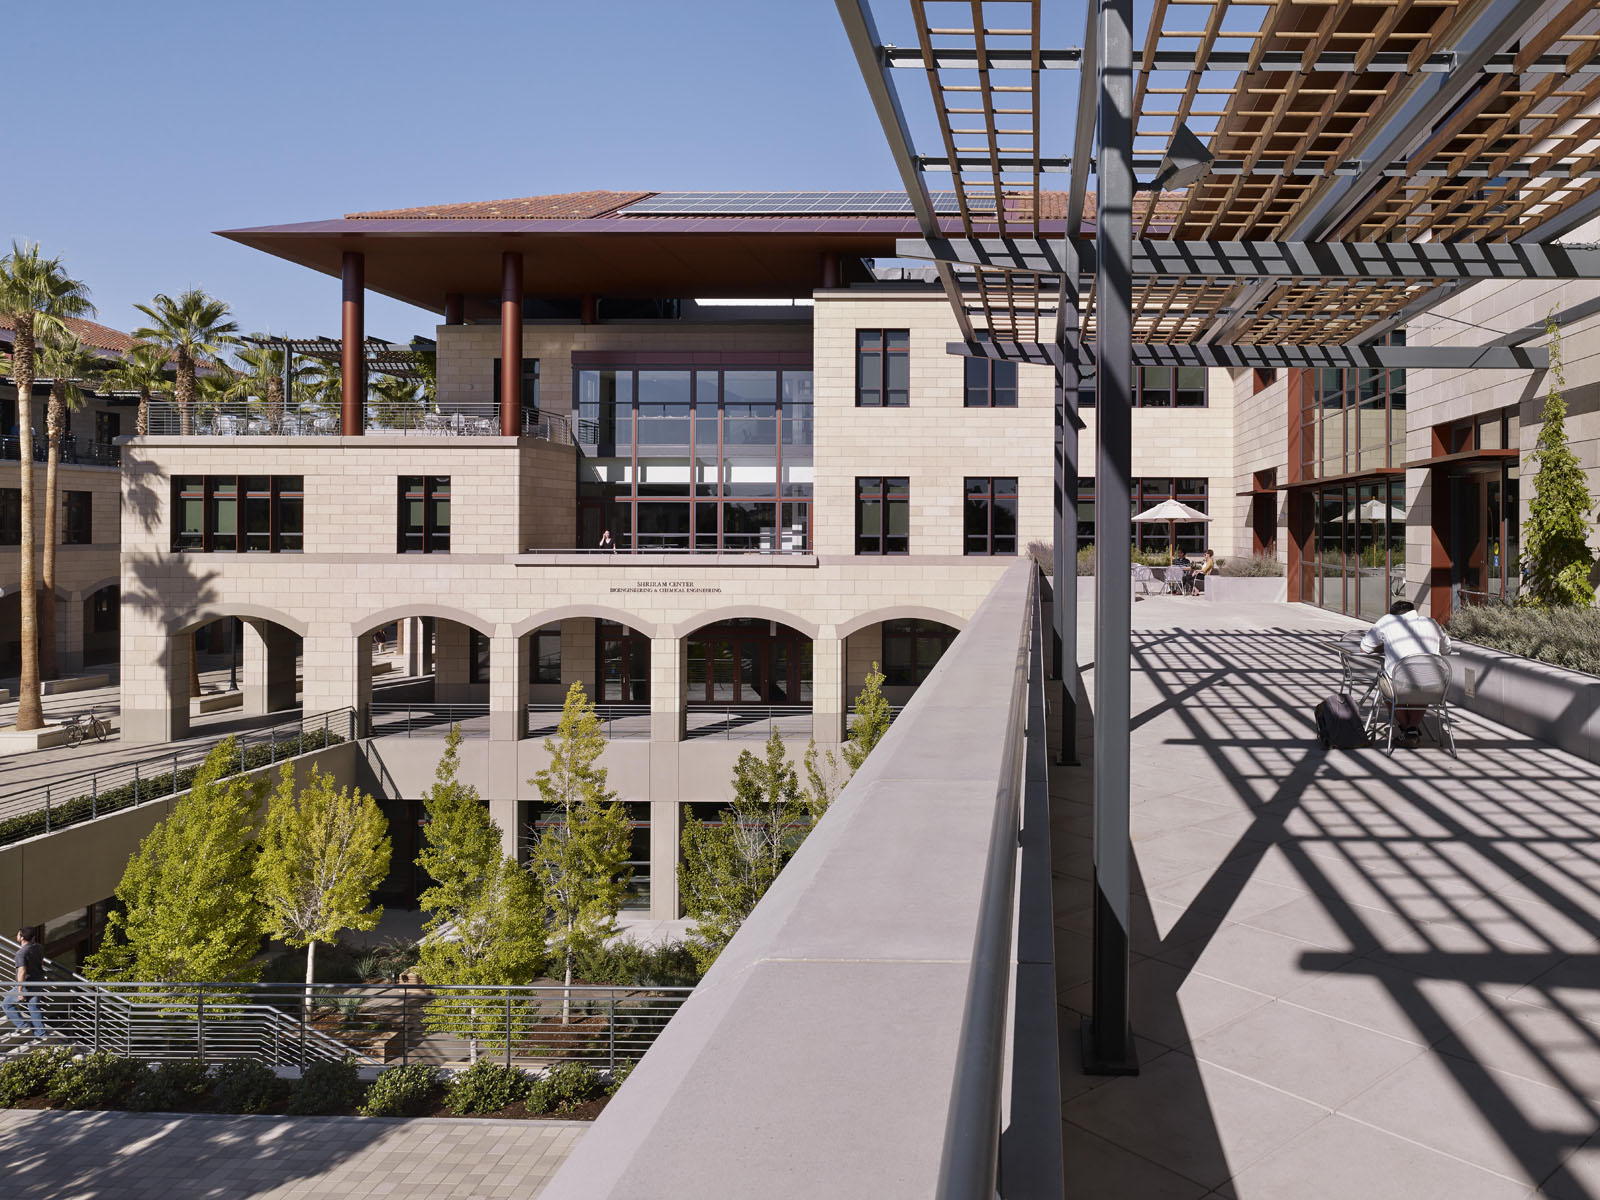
[1315,693,1368,750]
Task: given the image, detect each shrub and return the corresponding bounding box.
[0,1046,74,1105]
[1216,554,1284,577]
[573,940,702,988]
[286,1058,365,1115]
[128,1059,211,1113]
[1026,539,1053,576]
[605,1059,636,1096]
[1077,545,1095,576]
[446,1060,530,1115]
[48,1051,145,1110]
[1447,604,1600,676]
[527,1063,605,1115]
[0,727,346,848]
[355,938,421,983]
[358,1064,439,1117]
[213,1059,286,1115]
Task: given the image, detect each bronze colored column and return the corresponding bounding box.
[501,251,523,436]
[443,292,464,325]
[341,251,365,436]
[821,251,840,289]
[581,293,598,325]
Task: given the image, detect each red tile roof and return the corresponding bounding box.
[347,190,655,220]
[0,315,135,355]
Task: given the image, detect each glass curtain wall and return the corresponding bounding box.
[576,367,812,552]
[1311,479,1407,620]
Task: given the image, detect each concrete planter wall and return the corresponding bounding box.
[1202,576,1287,604]
[1448,641,1600,765]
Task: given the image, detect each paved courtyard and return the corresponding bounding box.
[0,1110,585,1199]
[1055,594,1600,1198]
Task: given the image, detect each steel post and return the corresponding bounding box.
[1084,0,1138,1076]
[501,251,524,436]
[340,252,365,435]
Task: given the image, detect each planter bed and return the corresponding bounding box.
[1447,640,1600,765]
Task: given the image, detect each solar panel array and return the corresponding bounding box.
[619,191,962,216]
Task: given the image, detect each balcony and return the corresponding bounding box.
[143,400,574,444]
[0,434,120,467]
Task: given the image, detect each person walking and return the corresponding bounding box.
[3,926,49,1041]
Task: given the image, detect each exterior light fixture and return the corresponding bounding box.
[1148,122,1214,191]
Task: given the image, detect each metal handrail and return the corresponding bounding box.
[0,708,357,842]
[684,704,814,740]
[145,400,573,445]
[528,702,650,741]
[368,702,492,739]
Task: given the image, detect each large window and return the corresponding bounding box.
[964,477,1018,555]
[856,477,909,555]
[64,491,92,545]
[491,357,541,420]
[965,355,1018,408]
[398,476,451,553]
[530,625,561,684]
[1074,478,1209,554]
[882,619,958,686]
[172,476,303,553]
[575,366,811,552]
[1076,367,1208,408]
[856,330,909,407]
[1299,330,1407,479]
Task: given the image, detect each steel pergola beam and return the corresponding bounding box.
[946,339,1550,372]
[881,46,1600,76]
[836,0,975,342]
[902,237,1600,281]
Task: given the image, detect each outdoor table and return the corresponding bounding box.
[1161,565,1186,594]
[1333,631,1384,708]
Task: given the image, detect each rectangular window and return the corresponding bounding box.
[491,358,541,421]
[856,476,909,555]
[398,476,451,553]
[95,412,121,443]
[469,630,491,684]
[964,477,1018,556]
[63,491,92,545]
[964,355,1019,408]
[531,625,562,684]
[170,476,302,553]
[856,330,910,407]
[0,488,19,546]
[882,618,958,687]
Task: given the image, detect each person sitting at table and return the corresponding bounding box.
[1172,549,1195,595]
[1190,548,1216,595]
[1359,599,1451,747]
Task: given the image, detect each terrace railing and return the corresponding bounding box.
[0,435,119,467]
[0,938,689,1075]
[0,708,357,846]
[145,400,573,444]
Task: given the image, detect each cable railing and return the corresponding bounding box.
[0,939,691,1075]
[0,708,357,846]
[528,702,650,740]
[369,702,492,739]
[684,704,814,740]
[145,400,573,444]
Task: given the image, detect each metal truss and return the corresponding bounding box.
[947,338,1550,372]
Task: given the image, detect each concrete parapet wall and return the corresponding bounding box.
[1448,642,1600,765]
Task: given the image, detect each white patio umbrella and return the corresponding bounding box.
[1131,498,1212,563]
[1331,498,1406,523]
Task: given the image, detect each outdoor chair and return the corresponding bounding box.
[1131,564,1160,595]
[1364,653,1458,757]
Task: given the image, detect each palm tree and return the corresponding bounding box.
[100,344,171,436]
[234,338,314,433]
[0,242,94,731]
[131,290,238,435]
[370,373,422,429]
[36,333,102,679]
[302,358,343,428]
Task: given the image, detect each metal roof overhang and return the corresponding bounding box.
[217,217,939,311]
[1404,447,1523,469]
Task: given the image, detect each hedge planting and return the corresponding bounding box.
[0,727,346,848]
[1447,604,1600,676]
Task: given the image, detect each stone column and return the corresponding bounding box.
[340,251,365,436]
[57,591,85,677]
[561,618,596,694]
[649,635,686,742]
[433,619,473,703]
[403,617,423,677]
[490,798,520,863]
[300,632,370,735]
[242,620,297,716]
[120,625,191,744]
[650,800,682,921]
[490,633,528,742]
[811,631,845,745]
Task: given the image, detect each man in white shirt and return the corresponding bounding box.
[1360,600,1451,744]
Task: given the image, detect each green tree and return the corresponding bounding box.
[131,288,238,435]
[370,373,423,429]
[1522,314,1596,606]
[681,727,807,970]
[100,342,170,437]
[0,242,94,731]
[843,663,893,772]
[528,682,631,1022]
[800,738,847,822]
[233,338,313,433]
[86,739,265,983]
[416,727,545,1062]
[36,332,102,679]
[255,763,391,1009]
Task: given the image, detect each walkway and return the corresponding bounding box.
[1056,594,1600,1198]
[0,1109,585,1199]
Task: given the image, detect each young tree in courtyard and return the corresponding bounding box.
[255,764,391,1010]
[528,682,631,1022]
[416,727,544,1062]
[0,242,94,731]
[798,663,896,821]
[36,331,102,679]
[86,738,265,983]
[131,288,238,436]
[1523,315,1597,606]
[681,727,807,970]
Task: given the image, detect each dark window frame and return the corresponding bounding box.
[882,618,958,687]
[530,626,561,684]
[170,475,303,553]
[963,476,1019,556]
[855,476,910,555]
[855,329,910,407]
[63,490,92,545]
[398,476,452,554]
[964,355,1019,408]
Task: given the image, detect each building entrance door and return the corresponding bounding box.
[686,619,811,705]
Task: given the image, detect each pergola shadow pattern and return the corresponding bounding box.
[1055,605,1600,1198]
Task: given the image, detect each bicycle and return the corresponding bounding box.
[62,710,109,748]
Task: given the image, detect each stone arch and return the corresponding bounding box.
[835,605,967,640]
[512,604,659,640]
[347,603,493,639]
[167,603,309,639]
[69,575,121,605]
[673,606,819,640]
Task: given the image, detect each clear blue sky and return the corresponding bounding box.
[12,0,961,345]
